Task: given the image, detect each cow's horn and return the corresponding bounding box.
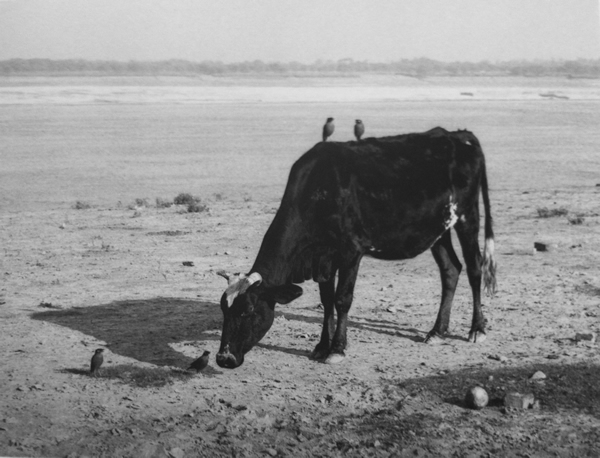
[247,272,262,286]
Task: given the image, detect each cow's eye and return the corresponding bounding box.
[240,304,255,317]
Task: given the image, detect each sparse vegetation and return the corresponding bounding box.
[173,193,197,206]
[187,202,209,213]
[568,215,585,225]
[98,364,192,388]
[134,198,150,207]
[536,207,569,218]
[174,193,209,213]
[155,197,173,208]
[73,201,91,210]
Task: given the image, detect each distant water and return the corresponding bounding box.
[1,83,599,105]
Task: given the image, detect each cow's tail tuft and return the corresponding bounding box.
[480,158,497,296]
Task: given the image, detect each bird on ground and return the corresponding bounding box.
[188,351,210,372]
[354,119,365,141]
[322,117,335,141]
[90,348,104,375]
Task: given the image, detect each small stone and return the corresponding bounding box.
[465,386,489,409]
[182,261,194,267]
[168,447,185,458]
[386,305,398,313]
[530,371,546,381]
[488,354,508,363]
[504,392,535,409]
[575,332,596,343]
[265,448,278,457]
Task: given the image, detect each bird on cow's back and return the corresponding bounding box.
[188,350,210,372]
[90,348,104,376]
[354,119,365,141]
[322,117,335,141]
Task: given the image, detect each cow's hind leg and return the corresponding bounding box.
[426,231,462,344]
[455,211,487,343]
[310,275,336,361]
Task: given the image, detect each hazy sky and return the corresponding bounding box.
[0,0,598,63]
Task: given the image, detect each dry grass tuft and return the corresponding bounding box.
[174,193,209,213]
[73,201,91,210]
[536,207,568,218]
[155,197,173,208]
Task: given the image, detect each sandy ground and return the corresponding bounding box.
[1,78,599,457]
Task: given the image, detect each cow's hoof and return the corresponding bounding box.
[468,331,487,343]
[310,348,329,361]
[324,353,345,364]
[424,332,444,345]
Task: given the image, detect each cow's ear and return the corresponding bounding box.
[262,285,303,304]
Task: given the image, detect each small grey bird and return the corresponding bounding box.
[90,348,104,375]
[354,119,365,141]
[322,117,335,141]
[188,351,210,372]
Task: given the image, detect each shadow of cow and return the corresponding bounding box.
[32,297,221,367]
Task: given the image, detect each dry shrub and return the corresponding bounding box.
[536,207,568,218]
[134,198,150,207]
[173,193,209,213]
[73,201,91,210]
[174,193,197,206]
[187,202,209,213]
[568,215,585,225]
[155,197,173,208]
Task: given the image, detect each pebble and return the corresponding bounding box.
[488,354,508,363]
[168,448,185,458]
[575,332,596,343]
[530,371,546,381]
[504,392,535,409]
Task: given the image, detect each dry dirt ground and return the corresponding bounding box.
[1,84,600,457]
[2,180,600,458]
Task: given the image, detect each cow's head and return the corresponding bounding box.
[216,271,303,369]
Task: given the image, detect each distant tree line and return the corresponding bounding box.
[1,57,599,78]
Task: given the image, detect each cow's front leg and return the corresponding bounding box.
[311,276,336,361]
[325,253,362,364]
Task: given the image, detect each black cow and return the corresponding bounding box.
[216,127,496,369]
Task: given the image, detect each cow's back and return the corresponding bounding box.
[282,130,484,259]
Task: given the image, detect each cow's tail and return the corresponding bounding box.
[480,157,497,296]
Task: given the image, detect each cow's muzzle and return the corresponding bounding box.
[216,346,242,369]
